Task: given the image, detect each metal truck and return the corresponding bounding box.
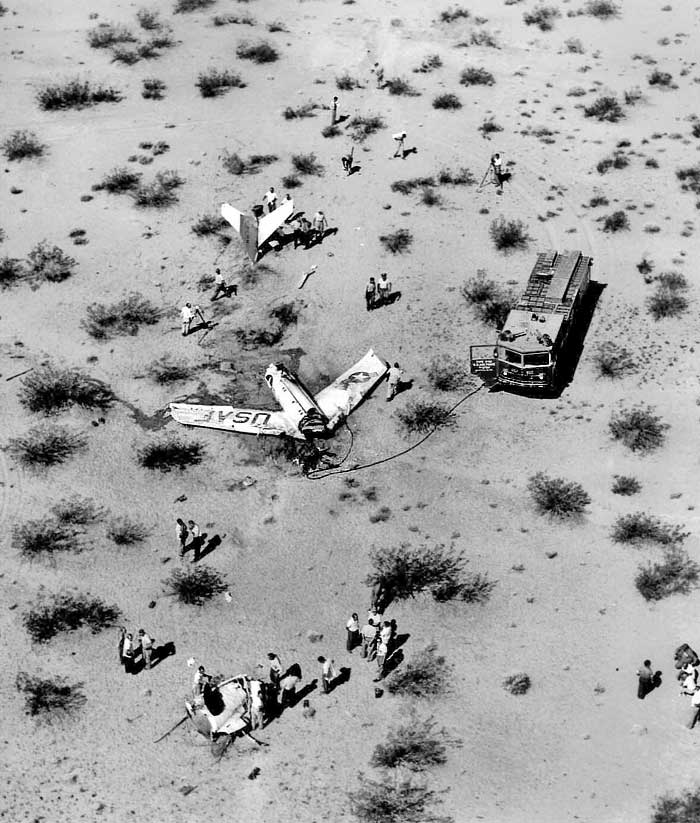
[470,249,593,391]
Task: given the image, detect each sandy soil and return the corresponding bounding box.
[2,0,700,820]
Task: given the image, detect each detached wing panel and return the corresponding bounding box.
[313,349,388,430]
[169,403,298,437]
[257,199,294,246]
[221,203,258,262]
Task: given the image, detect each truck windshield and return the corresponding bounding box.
[523,352,550,367]
[499,348,522,365]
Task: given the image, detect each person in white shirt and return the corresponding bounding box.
[263,186,277,213]
[392,131,407,158]
[193,665,210,700]
[386,362,404,401]
[491,152,504,192]
[346,613,360,652]
[376,272,392,306]
[187,519,202,562]
[318,656,337,693]
[267,652,283,691]
[180,303,205,336]
[139,629,154,670]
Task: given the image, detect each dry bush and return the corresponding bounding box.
[439,6,470,22]
[136,8,162,29]
[467,29,499,47]
[347,114,385,142]
[164,566,227,604]
[147,355,191,383]
[27,241,76,283]
[611,475,641,496]
[676,164,700,195]
[18,363,114,414]
[83,293,160,339]
[651,785,700,822]
[479,117,503,138]
[2,130,46,161]
[523,5,561,30]
[51,496,105,525]
[196,68,245,97]
[385,644,453,699]
[527,472,590,519]
[191,213,228,236]
[379,228,413,254]
[609,405,668,453]
[432,93,461,110]
[648,69,673,88]
[107,516,150,545]
[222,151,278,175]
[564,37,584,53]
[611,513,687,546]
[336,72,363,89]
[583,95,624,122]
[111,46,140,65]
[437,167,475,185]
[455,572,497,604]
[601,210,629,232]
[137,436,205,471]
[461,270,517,326]
[23,592,121,642]
[592,341,636,378]
[322,124,341,138]
[589,195,609,207]
[213,13,255,26]
[87,22,137,49]
[174,0,215,11]
[132,170,184,207]
[579,0,619,17]
[0,257,28,289]
[236,40,279,63]
[420,187,442,206]
[414,54,442,73]
[391,177,435,194]
[647,271,689,320]
[16,673,86,721]
[142,78,166,99]
[385,77,420,96]
[460,66,494,86]
[636,548,700,602]
[371,716,456,771]
[291,152,324,176]
[8,424,87,468]
[349,775,451,823]
[596,153,629,174]
[12,518,84,561]
[427,355,472,391]
[95,167,142,193]
[283,102,319,119]
[489,216,530,252]
[37,79,122,111]
[396,401,453,435]
[503,673,531,695]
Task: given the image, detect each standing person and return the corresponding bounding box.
[117,626,126,665]
[346,613,360,652]
[180,303,195,336]
[637,660,655,699]
[386,362,404,402]
[192,665,210,701]
[372,61,384,89]
[279,665,301,709]
[341,147,354,175]
[376,272,392,306]
[379,620,393,655]
[297,216,312,249]
[330,95,339,126]
[176,518,188,556]
[680,664,698,696]
[122,632,135,674]
[312,210,328,243]
[374,639,388,682]
[689,686,700,729]
[365,277,376,312]
[491,153,504,192]
[318,656,337,694]
[139,629,154,670]
[264,186,277,213]
[392,131,407,159]
[211,268,235,301]
[187,519,201,562]
[268,652,283,691]
[360,618,376,659]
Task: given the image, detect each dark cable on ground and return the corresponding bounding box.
[306,382,484,480]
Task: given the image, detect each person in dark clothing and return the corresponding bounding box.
[637,660,655,699]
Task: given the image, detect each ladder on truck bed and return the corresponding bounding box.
[518,250,586,318]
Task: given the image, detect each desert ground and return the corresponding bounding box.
[2,0,700,820]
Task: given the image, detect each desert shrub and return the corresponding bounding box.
[692,123,700,139]
[420,187,442,206]
[7,424,87,468]
[132,169,184,207]
[437,167,475,185]
[589,195,609,207]
[523,5,561,30]
[489,216,530,252]
[676,164,700,195]
[164,565,227,604]
[609,405,668,453]
[385,77,420,96]
[291,152,324,176]
[460,66,494,86]
[142,78,166,99]
[611,513,687,546]
[322,124,341,138]
[213,13,255,26]
[379,228,413,254]
[137,436,204,471]
[51,495,105,525]
[564,37,584,53]
[427,355,472,391]
[479,117,503,138]
[147,355,191,384]
[432,93,462,110]
[651,786,700,823]
[222,151,277,175]
[23,592,121,642]
[12,518,84,560]
[136,8,162,29]
[96,167,142,193]
[647,272,689,320]
[87,22,137,49]
[468,28,499,47]
[601,210,629,232]
[454,572,497,604]
[18,363,114,414]
[196,68,245,97]
[269,301,300,329]
[596,153,629,174]
[349,775,450,823]
[336,73,362,90]
[648,69,673,88]
[503,673,531,695]
[580,0,619,17]
[611,475,641,496]
[2,129,46,161]
[106,516,150,545]
[624,87,643,105]
[236,40,279,63]
[37,79,122,111]
[283,102,318,119]
[174,0,215,11]
[111,46,140,65]
[583,95,624,122]
[461,270,517,326]
[414,54,442,73]
[396,401,453,435]
[527,472,590,519]
[16,673,86,720]
[0,257,27,289]
[440,6,470,22]
[191,213,228,236]
[267,20,287,32]
[83,292,160,339]
[636,548,700,602]
[391,177,435,195]
[26,241,76,283]
[347,114,385,142]
[235,326,283,347]
[385,644,453,698]
[371,716,454,771]
[592,341,636,378]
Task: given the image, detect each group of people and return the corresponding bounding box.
[119,627,155,674]
[349,607,400,681]
[364,272,394,311]
[290,210,329,250]
[176,517,204,561]
[266,653,304,709]
[673,644,700,729]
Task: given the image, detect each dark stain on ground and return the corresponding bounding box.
[120,399,171,431]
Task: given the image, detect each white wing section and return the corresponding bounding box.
[169,403,299,438]
[258,199,294,245]
[313,349,388,430]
